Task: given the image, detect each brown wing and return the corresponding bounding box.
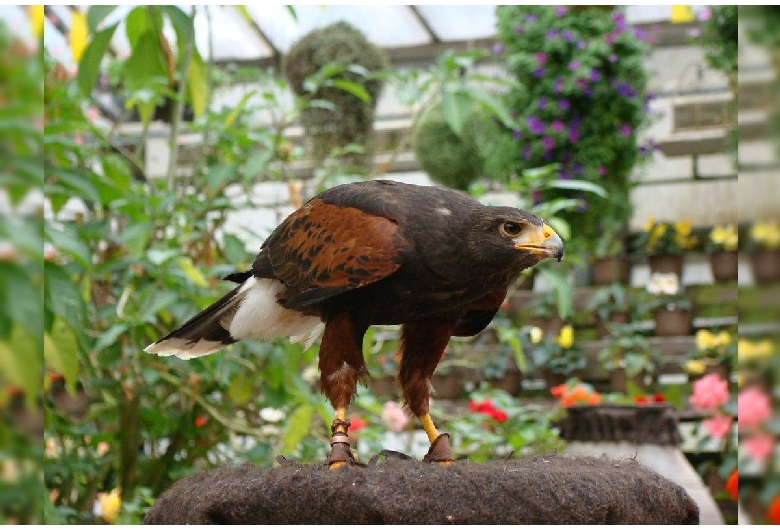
[264,198,402,308]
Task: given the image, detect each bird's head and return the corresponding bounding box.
[468,206,564,271]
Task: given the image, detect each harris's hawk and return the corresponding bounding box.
[145,180,563,466]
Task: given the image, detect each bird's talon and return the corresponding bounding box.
[422,432,455,464]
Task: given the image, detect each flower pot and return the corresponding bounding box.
[591,257,631,285]
[708,250,739,282]
[595,311,631,339]
[431,369,477,399]
[648,254,684,277]
[750,248,780,284]
[653,307,693,337]
[529,315,565,336]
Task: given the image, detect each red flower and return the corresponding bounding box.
[634,396,649,404]
[550,384,567,398]
[349,416,367,433]
[767,495,780,525]
[652,393,666,403]
[194,416,208,428]
[724,470,738,502]
[490,409,508,423]
[469,400,508,423]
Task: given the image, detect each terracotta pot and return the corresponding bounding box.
[648,254,684,277]
[708,250,738,282]
[750,248,780,284]
[591,257,631,285]
[653,307,693,337]
[595,311,631,339]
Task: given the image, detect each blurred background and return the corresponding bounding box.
[0,4,777,524]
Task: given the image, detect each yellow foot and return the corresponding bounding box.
[329,461,347,470]
[422,433,455,464]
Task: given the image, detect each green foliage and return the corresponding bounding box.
[494,6,653,255]
[586,283,637,321]
[597,323,660,377]
[285,21,388,172]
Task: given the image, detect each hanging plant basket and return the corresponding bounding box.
[653,306,693,337]
[708,250,739,282]
[648,254,684,277]
[592,257,631,285]
[750,248,780,284]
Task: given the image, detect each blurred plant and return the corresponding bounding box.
[638,272,692,315]
[685,329,736,374]
[550,379,601,407]
[494,5,654,256]
[586,282,637,322]
[747,220,780,251]
[598,323,660,379]
[632,217,697,257]
[527,324,585,377]
[706,224,738,253]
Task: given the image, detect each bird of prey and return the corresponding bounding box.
[145,179,563,467]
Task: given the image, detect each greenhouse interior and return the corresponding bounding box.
[1,3,778,524]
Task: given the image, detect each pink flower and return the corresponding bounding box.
[742,433,775,463]
[382,401,410,433]
[534,52,547,64]
[738,387,772,430]
[688,373,729,413]
[702,414,732,440]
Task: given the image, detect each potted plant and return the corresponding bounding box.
[586,282,637,338]
[597,322,661,393]
[632,217,698,277]
[523,290,566,335]
[640,272,694,337]
[746,220,780,284]
[526,324,586,388]
[706,224,739,282]
[592,229,631,285]
[684,329,736,381]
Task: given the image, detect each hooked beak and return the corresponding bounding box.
[514,223,564,262]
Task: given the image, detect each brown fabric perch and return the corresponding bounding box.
[143,453,699,524]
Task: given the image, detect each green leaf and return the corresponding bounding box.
[44,264,87,332]
[281,404,314,454]
[440,89,472,136]
[123,31,169,93]
[206,164,236,191]
[125,6,163,49]
[465,87,515,128]
[175,257,208,287]
[0,325,41,407]
[44,318,79,396]
[546,179,608,199]
[224,90,257,128]
[161,5,191,44]
[86,6,118,33]
[187,49,209,118]
[539,267,572,320]
[44,225,92,270]
[77,22,119,96]
[329,79,370,103]
[223,233,248,265]
[228,371,253,405]
[93,323,128,352]
[121,221,152,259]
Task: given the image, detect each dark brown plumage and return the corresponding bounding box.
[146,179,563,465]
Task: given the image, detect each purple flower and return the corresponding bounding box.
[646,92,656,102]
[619,124,632,137]
[555,6,568,16]
[531,189,542,204]
[568,127,580,143]
[639,145,649,155]
[538,97,548,110]
[572,162,584,175]
[634,27,648,42]
[522,146,531,160]
[576,78,588,90]
[697,7,712,21]
[533,67,545,78]
[605,33,615,45]
[577,194,589,212]
[513,25,524,35]
[577,40,586,50]
[493,43,504,55]
[559,169,570,180]
[512,129,521,139]
[568,60,581,71]
[546,29,560,39]
[534,52,547,64]
[562,29,575,42]
[558,99,570,111]
[583,86,593,97]
[526,14,538,23]
[542,136,555,151]
[597,166,606,176]
[527,116,545,135]
[589,69,601,83]
[617,83,637,98]
[609,53,618,63]
[553,77,564,93]
[550,120,565,133]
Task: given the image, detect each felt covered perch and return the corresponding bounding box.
[143,453,699,524]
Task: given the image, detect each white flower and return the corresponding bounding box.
[259,407,285,423]
[529,326,544,344]
[647,272,679,296]
[301,365,320,384]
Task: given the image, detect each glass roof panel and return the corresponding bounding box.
[195,6,272,61]
[415,5,496,41]
[249,4,431,52]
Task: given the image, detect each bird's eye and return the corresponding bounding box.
[500,222,523,238]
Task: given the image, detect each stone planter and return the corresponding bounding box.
[648,253,684,278]
[750,248,780,284]
[591,257,631,285]
[708,250,738,282]
[653,307,693,337]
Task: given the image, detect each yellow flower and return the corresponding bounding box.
[671,5,695,24]
[97,489,121,523]
[738,339,773,361]
[710,224,738,251]
[647,224,667,246]
[29,5,44,38]
[751,221,780,249]
[695,330,716,351]
[70,11,88,63]
[674,219,692,236]
[643,216,656,232]
[529,326,544,345]
[716,330,731,347]
[755,340,774,357]
[685,359,706,375]
[555,325,574,349]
